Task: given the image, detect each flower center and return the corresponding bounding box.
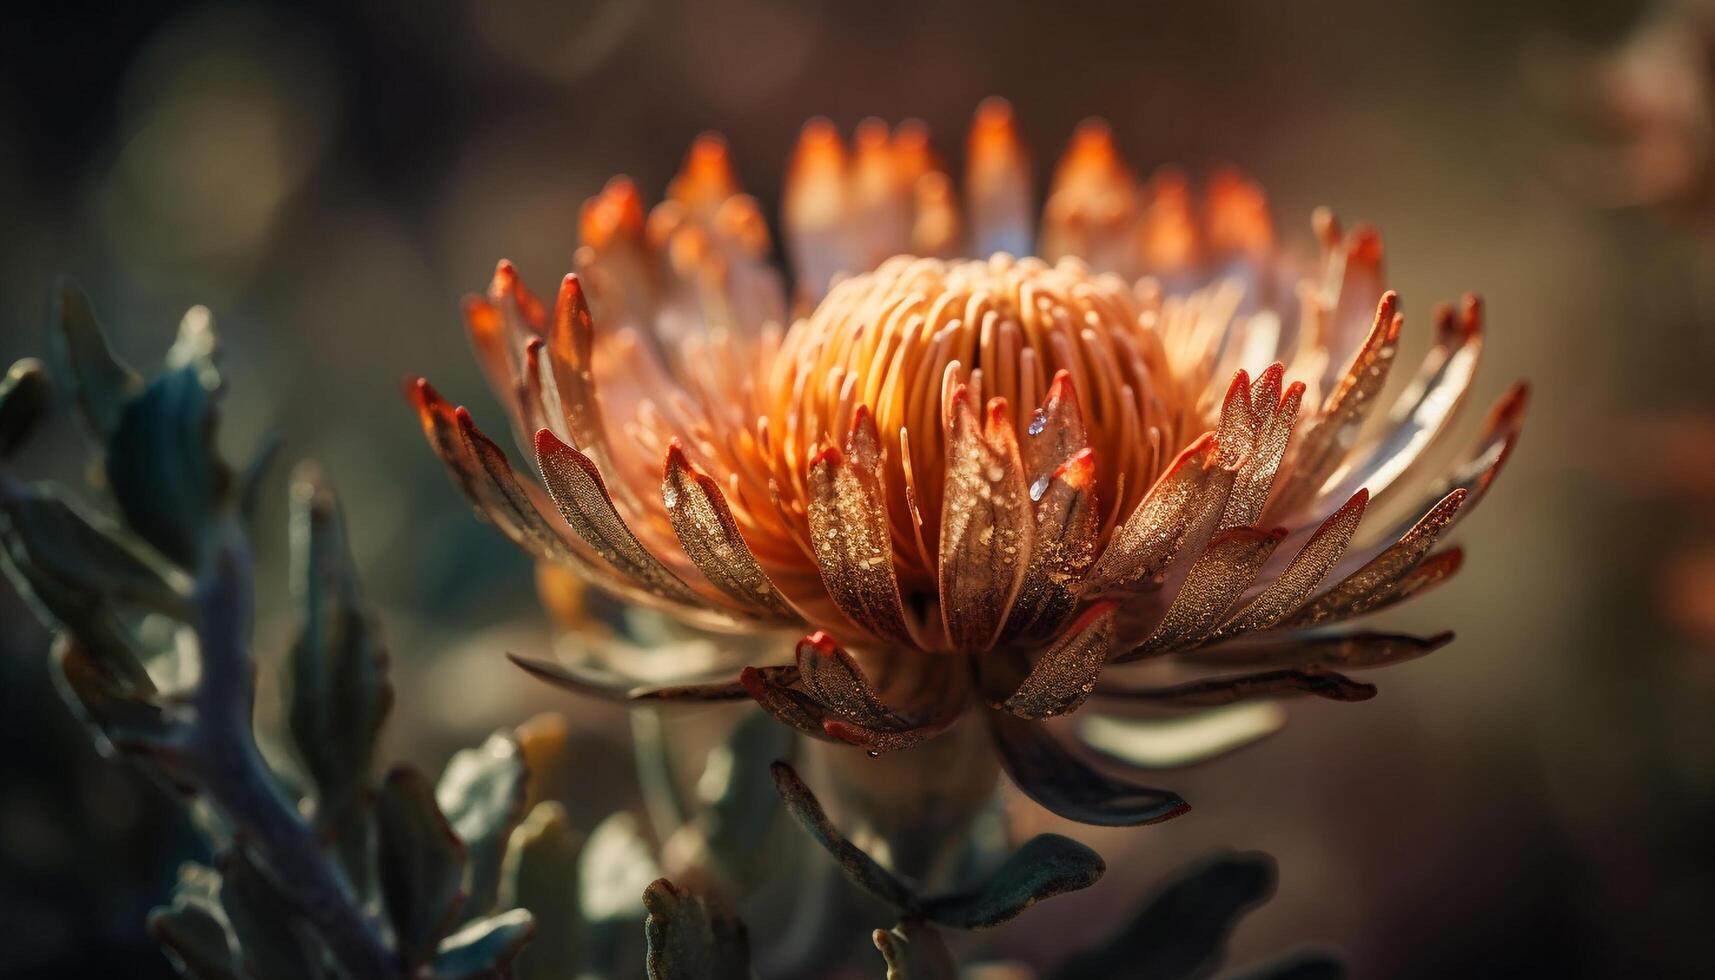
[761,253,1195,586]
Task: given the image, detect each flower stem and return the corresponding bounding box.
[193,517,399,979]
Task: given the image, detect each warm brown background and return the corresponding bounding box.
[3,1,1712,977]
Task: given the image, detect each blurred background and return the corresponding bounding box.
[3,0,1713,976]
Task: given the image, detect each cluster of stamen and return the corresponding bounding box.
[753,254,1200,586]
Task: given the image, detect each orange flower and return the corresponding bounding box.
[412,100,1527,826]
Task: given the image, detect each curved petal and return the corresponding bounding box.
[534,429,708,609]
[1214,489,1369,641]
[661,441,799,622]
[939,390,1033,652]
[805,407,917,645]
[1279,489,1465,629]
[1270,292,1403,520]
[1185,629,1455,672]
[995,603,1117,719]
[1127,526,1286,658]
[1095,668,1375,707]
[507,652,756,704]
[1317,296,1484,511]
[1083,433,1217,595]
[1003,446,1100,642]
[988,710,1190,827]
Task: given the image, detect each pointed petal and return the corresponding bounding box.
[661,442,798,622]
[796,631,902,726]
[1222,367,1304,528]
[1280,490,1467,629]
[1083,433,1216,594]
[1187,629,1455,672]
[988,711,1190,827]
[1319,296,1484,509]
[410,379,574,565]
[1215,490,1369,640]
[1004,447,1101,641]
[939,393,1033,652]
[1021,370,1089,484]
[1270,292,1403,519]
[534,429,705,607]
[1375,381,1528,544]
[997,603,1117,719]
[794,632,963,754]
[741,665,837,740]
[806,407,915,645]
[1129,526,1287,657]
[1096,668,1375,707]
[506,652,757,703]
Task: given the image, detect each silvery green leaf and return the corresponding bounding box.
[49,635,191,780]
[917,834,1105,930]
[769,760,914,911]
[105,358,231,569]
[147,893,240,980]
[437,730,529,917]
[1049,850,1276,980]
[578,811,660,975]
[0,488,188,618]
[430,909,536,980]
[872,920,958,980]
[642,878,752,980]
[46,279,141,440]
[283,464,392,849]
[376,765,469,966]
[0,358,49,458]
[695,711,793,888]
[217,848,329,980]
[498,802,584,980]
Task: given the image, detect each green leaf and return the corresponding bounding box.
[643,878,752,980]
[498,802,584,980]
[918,834,1105,930]
[283,464,392,846]
[147,895,241,980]
[430,909,536,980]
[578,811,660,975]
[47,279,141,439]
[376,765,469,966]
[437,730,529,918]
[0,358,49,458]
[49,635,191,781]
[694,711,794,888]
[872,920,958,980]
[1049,850,1276,980]
[0,487,189,617]
[104,315,231,568]
[0,489,170,691]
[217,848,329,980]
[769,760,914,910]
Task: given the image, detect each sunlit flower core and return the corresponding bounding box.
[412,100,1527,826]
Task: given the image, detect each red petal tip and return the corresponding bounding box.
[808,443,844,469]
[534,427,569,455]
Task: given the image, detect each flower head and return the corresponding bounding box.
[413,101,1527,826]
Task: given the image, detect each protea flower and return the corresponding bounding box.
[411,100,1527,827]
